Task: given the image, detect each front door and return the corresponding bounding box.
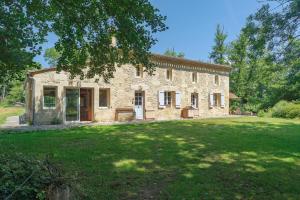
[134,91,144,120]
[80,88,93,121]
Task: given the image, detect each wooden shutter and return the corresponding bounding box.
[209,93,214,108]
[175,91,181,108]
[158,91,165,108]
[221,93,225,108]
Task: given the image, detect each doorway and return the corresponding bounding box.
[65,89,80,122]
[65,88,93,122]
[134,91,144,120]
[80,88,93,121]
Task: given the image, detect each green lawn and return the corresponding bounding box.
[0,106,24,125]
[1,117,300,199]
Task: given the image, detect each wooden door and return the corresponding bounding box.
[80,89,93,121]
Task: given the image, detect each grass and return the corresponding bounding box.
[0,106,24,125]
[0,117,300,199]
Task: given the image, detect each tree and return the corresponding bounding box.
[0,1,48,99]
[164,48,185,58]
[228,33,249,99]
[44,48,61,66]
[209,24,228,64]
[1,0,167,83]
[250,0,300,56]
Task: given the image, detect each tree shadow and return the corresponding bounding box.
[1,118,300,199]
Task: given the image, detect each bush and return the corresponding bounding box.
[51,117,62,125]
[267,101,300,119]
[0,154,67,200]
[1,82,25,106]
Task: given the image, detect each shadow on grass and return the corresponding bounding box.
[0,118,300,199]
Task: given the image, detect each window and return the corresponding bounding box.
[166,68,172,80]
[43,87,56,109]
[99,89,110,107]
[214,75,220,85]
[136,66,143,77]
[192,72,197,83]
[191,93,198,108]
[164,91,172,106]
[213,93,221,107]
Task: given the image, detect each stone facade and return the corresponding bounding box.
[25,54,231,125]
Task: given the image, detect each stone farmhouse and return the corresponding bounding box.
[25,54,231,125]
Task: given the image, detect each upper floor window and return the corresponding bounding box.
[136,66,143,77]
[43,87,56,109]
[166,68,172,80]
[214,75,220,85]
[191,93,198,108]
[192,72,197,83]
[99,88,110,107]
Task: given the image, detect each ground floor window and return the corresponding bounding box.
[43,87,56,109]
[164,91,172,107]
[191,93,198,108]
[99,88,110,107]
[213,93,221,107]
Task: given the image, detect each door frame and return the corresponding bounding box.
[134,90,145,120]
[63,87,94,123]
[80,88,94,122]
[64,87,80,123]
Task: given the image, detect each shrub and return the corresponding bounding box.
[0,154,67,200]
[269,101,300,119]
[257,110,266,117]
[51,117,62,125]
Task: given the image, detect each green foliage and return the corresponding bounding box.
[228,0,300,113]
[0,154,65,200]
[251,0,300,55]
[44,47,61,66]
[5,82,25,105]
[164,48,185,58]
[269,101,300,119]
[209,24,228,64]
[1,1,167,83]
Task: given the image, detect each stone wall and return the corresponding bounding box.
[28,63,229,125]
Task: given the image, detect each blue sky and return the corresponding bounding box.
[34,0,263,67]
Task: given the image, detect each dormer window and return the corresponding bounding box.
[166,68,172,80]
[214,75,219,85]
[192,72,197,83]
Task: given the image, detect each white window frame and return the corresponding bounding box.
[43,86,57,110]
[175,91,181,109]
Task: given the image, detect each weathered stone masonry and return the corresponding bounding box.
[25,54,231,125]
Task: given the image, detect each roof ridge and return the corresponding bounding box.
[29,53,231,76]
